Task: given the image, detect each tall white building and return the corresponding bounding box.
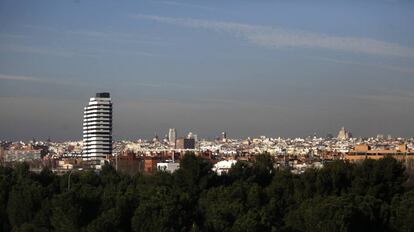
[168,128,176,147]
[83,92,112,160]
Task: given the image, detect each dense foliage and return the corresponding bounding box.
[0,155,413,232]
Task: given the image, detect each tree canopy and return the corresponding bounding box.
[0,154,413,232]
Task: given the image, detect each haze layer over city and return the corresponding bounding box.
[1,0,414,141]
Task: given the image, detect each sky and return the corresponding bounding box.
[0,0,414,141]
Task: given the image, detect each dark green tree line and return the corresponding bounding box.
[0,154,412,232]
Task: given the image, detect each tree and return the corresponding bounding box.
[86,209,121,232]
[131,185,192,232]
[285,195,390,232]
[174,153,214,193]
[50,192,81,232]
[0,166,13,232]
[250,153,275,186]
[7,180,43,227]
[264,170,296,229]
[0,156,410,232]
[391,189,414,232]
[351,157,406,202]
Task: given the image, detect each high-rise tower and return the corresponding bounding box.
[168,128,176,147]
[83,92,112,160]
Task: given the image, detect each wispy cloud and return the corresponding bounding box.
[0,43,93,58]
[0,42,165,58]
[3,24,168,57]
[65,29,167,45]
[22,24,169,46]
[0,33,27,40]
[128,81,202,89]
[356,92,414,104]
[133,15,414,58]
[154,0,216,10]
[305,55,414,75]
[0,74,45,82]
[0,73,84,87]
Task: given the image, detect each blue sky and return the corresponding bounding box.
[0,0,414,140]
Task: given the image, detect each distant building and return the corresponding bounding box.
[153,133,160,142]
[346,143,414,162]
[176,138,195,150]
[220,131,227,142]
[144,158,159,173]
[83,92,112,161]
[187,131,198,142]
[3,149,42,162]
[337,127,351,140]
[350,143,410,155]
[157,162,180,173]
[212,160,237,175]
[168,128,176,147]
[0,147,4,163]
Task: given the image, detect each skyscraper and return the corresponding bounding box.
[168,128,176,147]
[82,92,112,160]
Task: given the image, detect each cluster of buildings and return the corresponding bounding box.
[1,92,414,175]
[2,129,414,175]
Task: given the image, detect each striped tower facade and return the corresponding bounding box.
[82,92,112,160]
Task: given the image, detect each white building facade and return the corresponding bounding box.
[82,92,112,160]
[168,128,176,147]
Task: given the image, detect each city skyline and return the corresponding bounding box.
[1,0,414,140]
